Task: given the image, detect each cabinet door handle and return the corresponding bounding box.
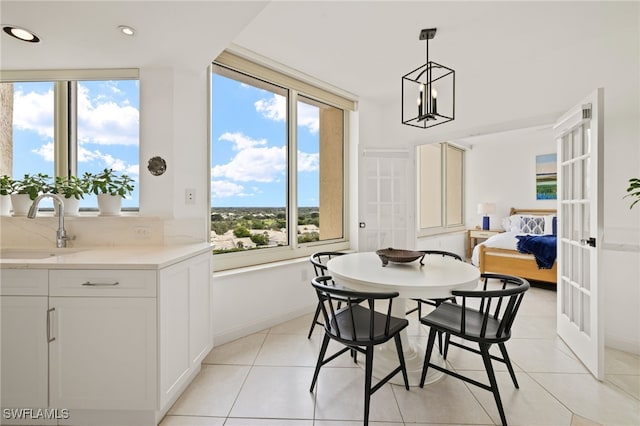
[47,307,55,343]
[81,281,120,286]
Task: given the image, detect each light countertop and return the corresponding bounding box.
[0,243,213,270]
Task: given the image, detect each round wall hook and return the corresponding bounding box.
[147,156,167,176]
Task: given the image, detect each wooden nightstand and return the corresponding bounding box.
[467,228,503,259]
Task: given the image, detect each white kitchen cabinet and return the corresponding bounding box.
[48,297,156,410]
[48,269,157,411]
[158,252,212,409]
[0,270,49,411]
[0,248,213,426]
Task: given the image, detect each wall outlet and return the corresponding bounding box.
[133,226,151,239]
[185,188,196,204]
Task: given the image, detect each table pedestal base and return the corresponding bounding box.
[365,298,443,387]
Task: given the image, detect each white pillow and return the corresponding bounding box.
[509,215,524,232]
[543,215,556,235]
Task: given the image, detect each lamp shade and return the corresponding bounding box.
[477,202,496,215]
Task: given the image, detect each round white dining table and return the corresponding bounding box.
[327,251,480,385]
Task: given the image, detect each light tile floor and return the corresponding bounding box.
[162,284,640,425]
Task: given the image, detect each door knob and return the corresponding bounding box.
[580,237,596,247]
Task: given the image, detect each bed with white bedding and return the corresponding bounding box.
[471,208,558,284]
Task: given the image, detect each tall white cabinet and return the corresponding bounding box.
[0,249,212,426]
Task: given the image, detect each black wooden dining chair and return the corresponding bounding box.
[406,250,463,317]
[419,273,530,426]
[307,252,346,338]
[310,275,410,426]
[406,250,463,355]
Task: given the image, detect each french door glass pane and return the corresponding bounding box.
[571,285,581,325]
[563,243,571,278]
[582,246,591,291]
[211,67,289,253]
[582,292,591,335]
[583,157,591,199]
[562,279,570,316]
[573,203,581,241]
[562,164,571,199]
[562,132,571,162]
[573,126,583,158]
[573,159,582,200]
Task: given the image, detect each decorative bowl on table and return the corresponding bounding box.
[375,248,425,267]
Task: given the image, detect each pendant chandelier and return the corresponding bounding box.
[402,28,455,129]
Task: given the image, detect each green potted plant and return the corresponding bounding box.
[85,168,135,216]
[53,175,88,216]
[11,173,52,216]
[0,175,14,216]
[625,178,640,209]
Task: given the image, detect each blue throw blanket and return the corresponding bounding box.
[516,235,557,269]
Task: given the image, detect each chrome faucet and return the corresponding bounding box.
[27,193,72,248]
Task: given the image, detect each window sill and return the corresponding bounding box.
[0,211,142,219]
[417,226,466,239]
[213,255,310,278]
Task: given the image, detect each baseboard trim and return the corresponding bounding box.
[606,332,640,355]
[212,304,315,346]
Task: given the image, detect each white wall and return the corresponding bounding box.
[211,258,317,345]
[464,126,557,228]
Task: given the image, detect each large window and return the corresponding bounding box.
[0,70,140,209]
[210,52,353,269]
[418,142,465,235]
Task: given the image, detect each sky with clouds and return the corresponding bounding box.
[11,80,140,207]
[211,72,320,208]
[9,74,321,210]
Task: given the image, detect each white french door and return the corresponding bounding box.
[554,88,604,379]
[358,148,413,252]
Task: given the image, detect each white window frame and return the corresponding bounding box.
[210,51,356,271]
[1,69,140,210]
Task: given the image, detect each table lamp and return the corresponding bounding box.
[477,202,496,230]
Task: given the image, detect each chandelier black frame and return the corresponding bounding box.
[402,28,455,129]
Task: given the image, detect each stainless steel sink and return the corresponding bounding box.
[0,248,83,260]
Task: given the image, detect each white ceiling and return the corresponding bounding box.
[1,1,638,137]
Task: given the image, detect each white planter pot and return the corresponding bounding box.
[55,196,80,216]
[97,194,122,216]
[10,194,33,216]
[0,194,11,216]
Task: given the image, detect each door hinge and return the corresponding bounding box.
[582,103,592,120]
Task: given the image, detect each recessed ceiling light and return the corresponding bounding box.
[118,25,135,36]
[2,25,40,43]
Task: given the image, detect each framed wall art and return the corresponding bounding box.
[536,153,557,200]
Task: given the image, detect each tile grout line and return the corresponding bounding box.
[222,331,271,423]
